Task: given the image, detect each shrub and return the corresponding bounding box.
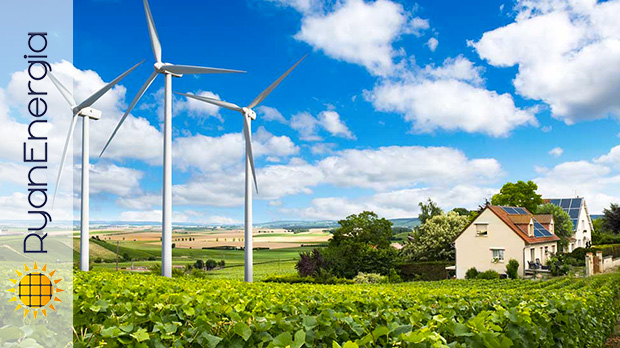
[547,256,569,276]
[398,261,453,281]
[506,259,519,279]
[205,259,218,270]
[218,260,226,267]
[465,267,479,280]
[477,270,500,280]
[194,259,204,270]
[353,272,385,284]
[295,249,325,277]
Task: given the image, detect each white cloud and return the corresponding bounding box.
[87,163,143,196]
[548,147,564,157]
[595,144,620,169]
[409,17,430,37]
[317,111,355,139]
[119,210,189,223]
[427,37,439,51]
[318,146,502,191]
[256,105,287,123]
[290,112,322,141]
[474,0,620,123]
[535,160,620,213]
[290,110,355,141]
[367,57,537,136]
[301,185,496,220]
[173,127,299,173]
[295,0,417,76]
[176,90,221,119]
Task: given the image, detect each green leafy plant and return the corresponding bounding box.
[465,267,479,279]
[506,259,519,279]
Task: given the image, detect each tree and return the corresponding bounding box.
[296,249,325,277]
[401,211,469,261]
[537,203,573,251]
[451,208,470,216]
[603,203,620,234]
[194,259,204,270]
[330,211,393,249]
[491,180,542,213]
[320,211,397,278]
[418,198,443,224]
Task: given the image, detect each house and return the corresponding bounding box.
[544,197,593,251]
[454,205,560,279]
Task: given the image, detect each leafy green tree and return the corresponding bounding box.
[401,211,469,261]
[603,203,620,234]
[418,198,443,224]
[330,211,393,249]
[491,180,543,213]
[205,259,218,270]
[537,203,573,251]
[451,208,471,216]
[321,211,397,278]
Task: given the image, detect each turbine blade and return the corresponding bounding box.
[143,0,162,62]
[99,70,158,157]
[243,116,258,193]
[52,114,79,208]
[248,54,307,109]
[48,72,76,107]
[162,64,245,75]
[174,92,242,112]
[76,60,144,111]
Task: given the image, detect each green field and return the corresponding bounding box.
[73,270,620,347]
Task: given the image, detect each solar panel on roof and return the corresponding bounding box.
[533,221,553,237]
[571,219,578,230]
[570,198,582,209]
[514,207,528,214]
[560,199,571,208]
[550,199,561,205]
[569,208,579,219]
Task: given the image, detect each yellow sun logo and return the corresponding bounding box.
[6,262,63,318]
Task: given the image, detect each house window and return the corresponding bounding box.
[475,223,488,236]
[491,249,504,262]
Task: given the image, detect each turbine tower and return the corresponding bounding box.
[48,60,143,272]
[99,0,244,277]
[176,55,306,282]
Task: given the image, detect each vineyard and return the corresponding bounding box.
[73,271,620,348]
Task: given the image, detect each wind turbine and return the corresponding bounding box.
[176,55,307,282]
[48,60,143,272]
[99,0,244,277]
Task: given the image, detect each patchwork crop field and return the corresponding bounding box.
[74,271,620,348]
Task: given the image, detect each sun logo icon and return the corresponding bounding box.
[6,262,63,318]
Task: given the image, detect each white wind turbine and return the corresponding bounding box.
[48,60,143,272]
[99,0,244,277]
[176,55,307,282]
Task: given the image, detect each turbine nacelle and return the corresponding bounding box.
[243,107,256,120]
[154,62,183,77]
[76,107,102,120]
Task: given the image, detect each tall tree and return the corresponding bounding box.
[603,203,620,234]
[418,198,443,224]
[491,181,543,213]
[401,211,469,261]
[537,203,573,251]
[330,211,393,249]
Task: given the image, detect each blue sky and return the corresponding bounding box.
[2,0,620,224]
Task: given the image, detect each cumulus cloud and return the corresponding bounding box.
[256,105,287,123]
[86,163,143,196]
[535,144,620,213]
[176,90,222,119]
[290,110,355,141]
[294,0,424,76]
[426,37,439,51]
[319,146,502,190]
[548,147,564,157]
[474,0,620,124]
[301,185,496,220]
[367,56,537,137]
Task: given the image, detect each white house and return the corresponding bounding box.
[454,205,560,279]
[544,197,593,251]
